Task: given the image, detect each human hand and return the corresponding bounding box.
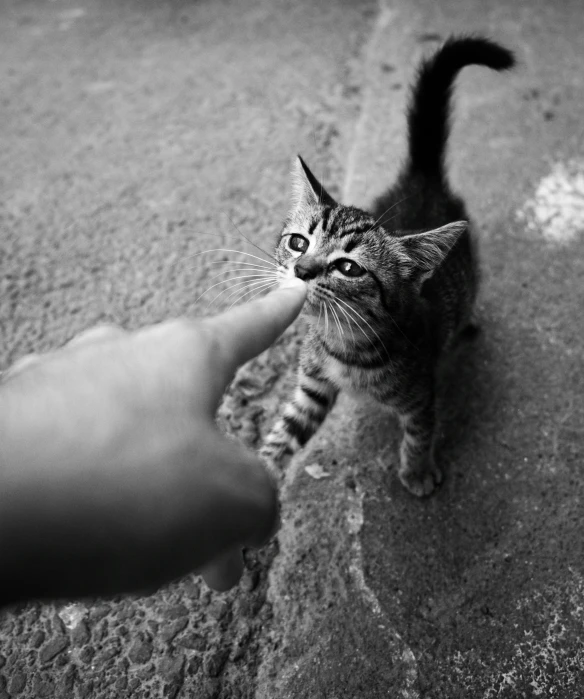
[0,278,306,604]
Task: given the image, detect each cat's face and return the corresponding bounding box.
[276,156,466,340]
[275,203,404,325]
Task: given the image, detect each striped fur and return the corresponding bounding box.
[261,36,515,496]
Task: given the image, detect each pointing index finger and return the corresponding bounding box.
[206,277,306,377]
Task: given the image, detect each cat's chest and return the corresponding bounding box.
[322,354,397,400]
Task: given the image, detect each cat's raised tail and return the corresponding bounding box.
[406,36,515,180]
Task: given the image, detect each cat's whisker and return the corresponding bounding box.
[362,195,412,236]
[227,216,280,265]
[218,278,278,308]
[177,223,277,267]
[195,272,278,306]
[203,268,278,285]
[227,279,279,309]
[208,260,277,272]
[332,298,356,348]
[335,297,389,364]
[207,274,279,307]
[183,248,279,269]
[328,301,344,348]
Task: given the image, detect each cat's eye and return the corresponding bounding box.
[334,258,365,277]
[288,234,309,254]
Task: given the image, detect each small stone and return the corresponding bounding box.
[32,676,54,698]
[240,570,259,593]
[96,645,121,662]
[164,682,183,699]
[163,604,189,620]
[8,672,26,694]
[72,621,90,646]
[89,604,110,622]
[136,663,156,680]
[77,680,94,699]
[93,619,108,642]
[115,607,135,621]
[204,647,229,677]
[207,600,229,621]
[51,612,67,635]
[159,653,185,681]
[128,639,153,664]
[31,630,46,648]
[159,618,188,643]
[39,636,69,664]
[78,647,95,664]
[199,678,220,699]
[55,653,69,667]
[59,665,76,695]
[177,633,206,651]
[187,655,202,674]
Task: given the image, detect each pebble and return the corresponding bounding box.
[30,630,46,648]
[89,604,110,622]
[163,604,189,620]
[159,618,188,643]
[128,639,153,664]
[71,620,90,646]
[8,672,26,695]
[204,647,229,677]
[159,653,185,681]
[240,570,260,592]
[177,633,207,651]
[78,647,95,664]
[39,636,69,664]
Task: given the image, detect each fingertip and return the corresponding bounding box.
[199,549,244,592]
[278,276,307,293]
[205,276,306,374]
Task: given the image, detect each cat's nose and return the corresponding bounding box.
[294,258,320,281]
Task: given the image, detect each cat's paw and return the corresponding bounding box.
[398,461,443,497]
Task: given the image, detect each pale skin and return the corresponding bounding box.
[0,278,306,606]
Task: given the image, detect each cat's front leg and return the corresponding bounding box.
[260,360,338,478]
[397,393,442,497]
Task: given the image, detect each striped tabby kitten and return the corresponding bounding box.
[261,37,514,496]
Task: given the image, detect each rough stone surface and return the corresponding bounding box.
[0,0,370,697]
[1,0,583,697]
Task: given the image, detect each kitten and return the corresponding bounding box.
[261,36,515,496]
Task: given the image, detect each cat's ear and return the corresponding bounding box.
[290,155,337,212]
[399,221,468,274]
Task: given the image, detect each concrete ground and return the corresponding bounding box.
[0,0,583,697]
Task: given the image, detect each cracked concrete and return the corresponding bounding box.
[1,0,584,697]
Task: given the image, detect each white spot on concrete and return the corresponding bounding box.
[518,160,584,243]
[57,602,87,630]
[59,8,87,31]
[59,8,87,20]
[483,568,584,697]
[84,81,117,95]
[304,463,330,479]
